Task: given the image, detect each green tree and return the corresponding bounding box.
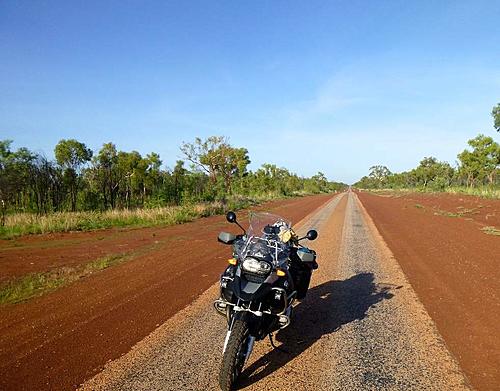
[458,134,500,186]
[0,140,15,224]
[91,143,119,209]
[492,103,500,132]
[412,157,454,188]
[180,136,250,197]
[305,172,329,193]
[116,150,142,208]
[2,136,342,218]
[54,139,93,211]
[171,160,188,203]
[180,136,227,182]
[0,141,38,216]
[369,165,392,188]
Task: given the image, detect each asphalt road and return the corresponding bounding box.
[81,192,471,391]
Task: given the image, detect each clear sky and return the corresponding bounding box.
[1,1,499,184]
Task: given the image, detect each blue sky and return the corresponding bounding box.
[1,1,499,184]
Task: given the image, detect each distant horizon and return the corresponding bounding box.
[1,1,499,184]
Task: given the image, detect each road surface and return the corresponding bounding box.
[81,192,471,390]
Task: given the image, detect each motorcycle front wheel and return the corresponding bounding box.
[219,319,251,391]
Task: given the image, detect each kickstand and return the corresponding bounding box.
[268,333,289,354]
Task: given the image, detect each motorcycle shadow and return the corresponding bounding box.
[237,272,396,388]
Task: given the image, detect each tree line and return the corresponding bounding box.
[355,104,500,190]
[355,133,499,190]
[0,136,345,219]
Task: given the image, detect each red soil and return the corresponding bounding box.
[0,195,333,283]
[375,190,500,226]
[0,194,333,391]
[358,191,500,391]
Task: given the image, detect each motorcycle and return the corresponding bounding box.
[214,210,318,390]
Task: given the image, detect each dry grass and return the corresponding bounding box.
[433,207,481,218]
[361,186,500,199]
[480,226,500,236]
[444,186,500,199]
[0,196,269,239]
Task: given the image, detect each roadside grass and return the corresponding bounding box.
[444,186,500,199]
[433,207,480,218]
[0,191,330,305]
[481,226,500,236]
[0,193,309,239]
[434,210,461,218]
[0,203,224,239]
[0,253,128,305]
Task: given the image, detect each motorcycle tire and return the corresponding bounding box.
[219,319,250,391]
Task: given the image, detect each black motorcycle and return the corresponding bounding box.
[214,210,318,390]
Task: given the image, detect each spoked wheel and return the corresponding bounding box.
[219,319,251,391]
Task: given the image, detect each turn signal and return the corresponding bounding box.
[277,269,286,277]
[228,258,237,265]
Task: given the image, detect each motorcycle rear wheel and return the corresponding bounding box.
[219,319,250,391]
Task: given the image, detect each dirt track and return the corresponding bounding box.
[0,194,333,282]
[0,194,332,391]
[358,191,500,391]
[81,192,470,390]
[2,190,498,391]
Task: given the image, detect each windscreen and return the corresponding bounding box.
[235,212,292,264]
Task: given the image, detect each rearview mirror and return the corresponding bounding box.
[306,230,318,241]
[226,211,237,223]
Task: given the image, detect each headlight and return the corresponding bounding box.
[242,257,272,275]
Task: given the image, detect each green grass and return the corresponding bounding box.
[0,193,299,239]
[0,253,127,305]
[481,226,500,236]
[0,273,67,305]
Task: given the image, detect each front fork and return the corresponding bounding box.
[222,313,256,363]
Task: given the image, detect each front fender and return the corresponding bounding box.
[231,310,261,337]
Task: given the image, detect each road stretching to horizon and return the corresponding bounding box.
[80,192,471,390]
[2,190,499,391]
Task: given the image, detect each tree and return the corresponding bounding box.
[0,140,14,224]
[412,157,454,188]
[29,155,62,214]
[180,136,227,182]
[216,146,250,194]
[116,150,142,208]
[180,136,250,196]
[92,143,119,209]
[492,103,500,132]
[306,172,329,193]
[0,141,37,217]
[458,134,499,186]
[171,160,188,203]
[54,139,92,211]
[2,137,340,216]
[368,165,392,188]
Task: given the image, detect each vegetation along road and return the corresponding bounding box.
[1,190,499,390]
